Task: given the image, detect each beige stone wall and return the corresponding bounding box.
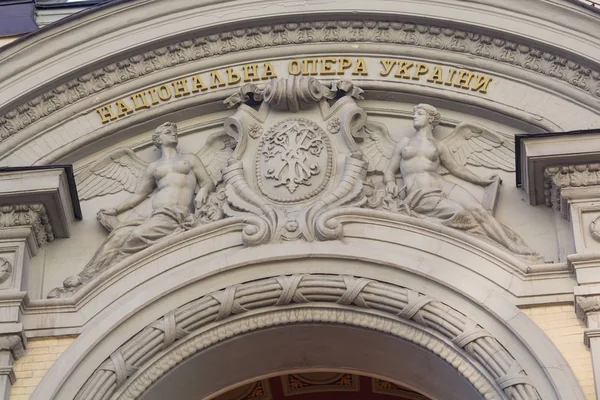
[521,305,595,400]
[10,336,76,400]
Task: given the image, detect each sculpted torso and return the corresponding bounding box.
[150,155,198,212]
[400,136,444,192]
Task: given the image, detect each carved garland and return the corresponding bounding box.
[77,274,541,400]
[2,20,600,143]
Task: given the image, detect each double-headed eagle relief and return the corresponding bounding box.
[49,77,537,298]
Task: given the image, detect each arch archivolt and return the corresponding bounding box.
[74,274,537,400]
[27,217,580,399]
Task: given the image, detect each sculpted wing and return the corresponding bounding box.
[76,148,148,201]
[354,121,397,173]
[438,122,515,174]
[197,132,236,184]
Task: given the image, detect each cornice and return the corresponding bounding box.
[2,18,600,146]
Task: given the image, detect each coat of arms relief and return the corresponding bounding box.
[48,77,537,298]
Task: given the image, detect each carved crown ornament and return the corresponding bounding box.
[47,76,540,299]
[2,19,600,142]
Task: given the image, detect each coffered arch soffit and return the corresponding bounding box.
[1,0,600,166]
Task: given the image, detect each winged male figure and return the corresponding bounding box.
[48,122,234,297]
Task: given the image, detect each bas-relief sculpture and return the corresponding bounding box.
[358,104,536,256]
[49,77,538,298]
[47,123,234,298]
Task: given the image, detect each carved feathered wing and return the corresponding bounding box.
[76,148,148,201]
[438,122,515,174]
[197,132,236,184]
[354,121,397,173]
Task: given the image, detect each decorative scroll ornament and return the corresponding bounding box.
[222,76,367,244]
[78,274,541,400]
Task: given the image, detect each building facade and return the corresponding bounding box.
[1,0,600,399]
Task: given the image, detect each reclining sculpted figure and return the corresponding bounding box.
[357,104,537,256]
[48,122,234,298]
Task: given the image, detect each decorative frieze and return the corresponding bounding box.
[2,19,600,141]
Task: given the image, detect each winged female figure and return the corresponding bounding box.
[356,104,536,256]
[48,122,235,298]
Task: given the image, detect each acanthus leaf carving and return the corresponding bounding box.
[0,204,54,248]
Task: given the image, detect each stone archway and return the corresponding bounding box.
[30,258,582,400]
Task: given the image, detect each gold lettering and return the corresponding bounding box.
[147,88,160,104]
[289,60,301,75]
[96,104,117,124]
[320,57,337,75]
[394,61,413,79]
[191,75,208,92]
[210,71,226,88]
[412,63,429,80]
[454,70,474,89]
[337,58,352,75]
[242,64,260,82]
[261,62,277,80]
[352,58,368,75]
[444,68,457,86]
[302,58,318,76]
[226,68,241,85]
[157,85,172,101]
[379,59,396,77]
[471,75,493,94]
[171,79,191,97]
[427,66,444,84]
[130,91,151,111]
[115,100,134,118]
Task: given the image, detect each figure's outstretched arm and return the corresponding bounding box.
[189,154,215,209]
[437,142,496,186]
[101,167,157,215]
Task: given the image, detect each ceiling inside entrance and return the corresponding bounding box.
[213,373,431,400]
